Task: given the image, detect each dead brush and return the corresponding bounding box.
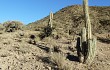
[50,53,73,70]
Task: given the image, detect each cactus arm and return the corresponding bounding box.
[76,37,83,62]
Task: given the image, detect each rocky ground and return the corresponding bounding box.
[0,30,109,70]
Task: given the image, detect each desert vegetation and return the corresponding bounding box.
[76,0,97,65]
[0,0,110,70]
[3,21,24,32]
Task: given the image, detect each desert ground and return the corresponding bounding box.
[0,30,109,70]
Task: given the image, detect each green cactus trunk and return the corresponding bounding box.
[86,37,97,64]
[81,27,86,42]
[76,0,97,65]
[84,0,96,64]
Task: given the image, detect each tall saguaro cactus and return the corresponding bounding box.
[42,11,53,37]
[49,11,53,28]
[76,0,97,65]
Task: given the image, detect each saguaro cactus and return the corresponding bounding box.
[49,11,53,28]
[39,11,53,39]
[76,0,97,65]
[83,0,92,39]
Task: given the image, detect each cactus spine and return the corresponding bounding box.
[77,0,97,65]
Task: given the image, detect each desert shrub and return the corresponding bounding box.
[0,24,5,34]
[50,53,65,70]
[28,34,40,45]
[39,32,46,40]
[52,46,61,53]
[35,36,40,42]
[99,20,110,26]
[43,25,53,37]
[50,53,73,70]
[29,35,36,45]
[39,25,53,40]
[51,31,60,39]
[3,21,24,32]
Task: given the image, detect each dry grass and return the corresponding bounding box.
[50,53,73,70]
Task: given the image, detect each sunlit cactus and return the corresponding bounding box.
[49,11,53,28]
[39,11,54,39]
[76,0,97,65]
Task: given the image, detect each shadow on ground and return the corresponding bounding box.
[98,38,110,44]
[66,53,79,62]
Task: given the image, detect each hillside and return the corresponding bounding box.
[0,5,110,70]
[27,5,110,35]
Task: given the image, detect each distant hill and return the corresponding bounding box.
[27,5,110,35]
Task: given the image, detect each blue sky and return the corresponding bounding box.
[0,0,110,24]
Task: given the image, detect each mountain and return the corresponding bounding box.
[27,5,110,35]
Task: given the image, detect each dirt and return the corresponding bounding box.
[0,30,109,70]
